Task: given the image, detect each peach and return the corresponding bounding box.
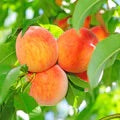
[58,28,98,73]
[16,26,58,72]
[91,26,108,41]
[54,17,69,30]
[83,16,91,28]
[55,0,62,6]
[75,71,89,82]
[29,65,68,106]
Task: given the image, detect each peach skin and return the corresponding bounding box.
[58,28,98,73]
[91,26,108,41]
[29,65,68,106]
[83,16,91,28]
[75,71,89,82]
[16,26,58,72]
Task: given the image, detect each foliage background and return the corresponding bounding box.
[0,0,120,120]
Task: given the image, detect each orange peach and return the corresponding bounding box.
[91,26,108,41]
[16,26,58,72]
[58,28,98,73]
[54,17,69,30]
[75,71,89,82]
[29,65,68,106]
[55,0,62,6]
[83,16,91,28]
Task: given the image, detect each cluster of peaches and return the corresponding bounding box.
[16,21,108,106]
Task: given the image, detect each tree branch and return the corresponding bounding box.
[99,113,120,120]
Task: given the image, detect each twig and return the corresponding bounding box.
[99,113,120,120]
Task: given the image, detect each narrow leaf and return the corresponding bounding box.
[67,73,89,89]
[29,106,44,120]
[0,66,21,104]
[22,15,49,35]
[0,96,15,120]
[0,41,16,66]
[88,34,120,88]
[14,93,38,113]
[72,0,105,30]
[66,82,85,107]
[0,64,11,74]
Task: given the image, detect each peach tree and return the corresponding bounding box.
[0,0,120,120]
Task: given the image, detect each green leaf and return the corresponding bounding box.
[29,106,44,120]
[66,83,75,106]
[75,102,94,120]
[14,93,38,113]
[67,73,89,89]
[104,53,118,69]
[102,60,120,85]
[117,53,120,60]
[88,34,120,88]
[0,6,8,27]
[102,9,115,32]
[22,16,42,35]
[20,64,28,73]
[102,66,113,86]
[5,27,21,43]
[0,40,17,66]
[0,66,21,104]
[72,0,105,30]
[0,74,8,98]
[56,13,68,19]
[22,15,49,35]
[66,82,85,107]
[0,95,15,120]
[91,14,99,26]
[0,64,11,92]
[40,24,64,38]
[108,17,120,33]
[0,64,11,74]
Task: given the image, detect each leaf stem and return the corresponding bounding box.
[99,113,120,120]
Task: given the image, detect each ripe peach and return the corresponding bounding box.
[91,26,108,41]
[54,17,69,30]
[16,26,58,72]
[58,28,98,73]
[83,16,91,28]
[55,0,62,6]
[29,65,68,106]
[75,71,89,82]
